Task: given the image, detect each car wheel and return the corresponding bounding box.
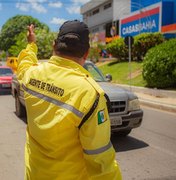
[15,93,26,118]
[115,129,132,137]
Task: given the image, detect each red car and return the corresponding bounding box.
[0,66,13,94]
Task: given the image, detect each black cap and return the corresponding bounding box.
[57,20,89,48]
[55,20,90,58]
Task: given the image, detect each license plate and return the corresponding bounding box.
[2,83,11,88]
[111,116,122,126]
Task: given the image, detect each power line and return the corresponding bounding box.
[0,0,89,4]
[1,1,50,4]
[0,0,71,4]
[0,0,107,4]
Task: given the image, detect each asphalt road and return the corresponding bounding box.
[0,94,25,180]
[112,106,176,180]
[0,94,176,180]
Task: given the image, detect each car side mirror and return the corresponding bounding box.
[105,74,112,82]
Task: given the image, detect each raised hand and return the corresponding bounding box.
[27,24,36,43]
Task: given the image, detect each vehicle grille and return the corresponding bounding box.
[109,101,126,113]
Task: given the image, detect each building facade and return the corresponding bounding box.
[80,0,130,43]
[121,0,176,38]
[81,0,176,43]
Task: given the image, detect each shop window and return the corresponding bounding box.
[92,27,99,33]
[87,12,92,17]
[104,3,111,10]
[105,21,119,37]
[92,8,99,15]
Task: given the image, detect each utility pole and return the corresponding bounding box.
[124,36,134,91]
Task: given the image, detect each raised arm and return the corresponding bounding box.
[17,24,38,80]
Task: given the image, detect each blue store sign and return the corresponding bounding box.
[120,4,161,37]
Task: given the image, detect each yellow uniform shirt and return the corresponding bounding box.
[17,43,122,180]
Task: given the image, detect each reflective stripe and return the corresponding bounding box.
[22,84,84,118]
[83,141,112,155]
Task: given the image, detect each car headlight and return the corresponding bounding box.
[128,99,140,111]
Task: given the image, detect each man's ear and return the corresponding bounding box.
[53,40,57,49]
[83,50,89,60]
[52,40,59,55]
[79,50,89,66]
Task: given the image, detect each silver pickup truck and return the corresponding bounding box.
[12,60,143,136]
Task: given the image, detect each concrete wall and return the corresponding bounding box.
[81,0,131,30]
[81,0,113,29]
[113,0,131,21]
[81,0,109,14]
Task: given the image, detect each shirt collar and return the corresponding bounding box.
[48,55,92,77]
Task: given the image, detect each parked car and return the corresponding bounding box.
[0,66,13,94]
[12,60,143,136]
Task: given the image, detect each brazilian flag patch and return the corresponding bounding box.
[98,110,106,125]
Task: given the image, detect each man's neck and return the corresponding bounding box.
[53,52,84,66]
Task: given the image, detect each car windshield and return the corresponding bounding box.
[0,68,13,76]
[84,62,106,82]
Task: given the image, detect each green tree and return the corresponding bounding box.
[106,33,165,61]
[0,15,57,59]
[8,32,27,56]
[106,37,128,61]
[143,38,176,88]
[133,32,165,61]
[36,29,56,59]
[8,29,56,59]
[0,15,49,51]
[0,51,7,62]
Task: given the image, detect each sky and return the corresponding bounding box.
[0,0,90,32]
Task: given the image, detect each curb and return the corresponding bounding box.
[115,84,176,113]
[116,84,176,98]
[139,98,176,113]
